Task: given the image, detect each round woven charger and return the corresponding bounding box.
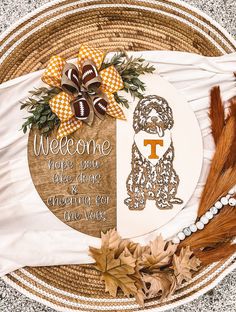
[1,0,236,311]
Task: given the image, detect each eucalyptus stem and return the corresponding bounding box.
[20,87,61,136]
[103,52,155,105]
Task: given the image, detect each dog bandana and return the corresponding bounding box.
[134,130,172,165]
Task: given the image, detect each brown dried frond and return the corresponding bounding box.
[209,86,225,145]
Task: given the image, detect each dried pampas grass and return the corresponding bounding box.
[180,87,236,265]
[198,116,236,216]
[180,207,236,249]
[209,86,225,145]
[225,97,236,169]
[194,242,236,265]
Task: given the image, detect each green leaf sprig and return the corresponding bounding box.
[102,52,155,108]
[20,87,61,136]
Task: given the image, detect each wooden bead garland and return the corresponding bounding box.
[172,186,236,244]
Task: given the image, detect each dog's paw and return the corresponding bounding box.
[156,202,173,210]
[124,197,145,210]
[124,198,131,206]
[124,197,135,210]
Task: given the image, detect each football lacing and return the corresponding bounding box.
[79,101,85,116]
[67,68,79,84]
[82,69,94,80]
[98,103,105,110]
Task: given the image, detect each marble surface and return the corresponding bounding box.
[0,0,235,311]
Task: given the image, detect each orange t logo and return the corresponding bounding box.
[144,139,164,159]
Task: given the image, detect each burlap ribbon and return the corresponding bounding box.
[42,44,125,139]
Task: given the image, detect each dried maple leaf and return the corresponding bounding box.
[101,228,122,250]
[112,233,150,261]
[103,250,137,297]
[122,245,146,306]
[132,243,150,260]
[141,235,177,271]
[142,272,177,299]
[135,286,145,307]
[172,246,201,284]
[90,230,201,307]
[113,238,134,258]
[89,245,138,298]
[117,239,138,254]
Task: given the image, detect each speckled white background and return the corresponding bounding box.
[0,0,235,311]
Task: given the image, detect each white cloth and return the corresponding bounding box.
[0,51,236,277]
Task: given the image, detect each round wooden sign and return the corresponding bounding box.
[27,116,116,238]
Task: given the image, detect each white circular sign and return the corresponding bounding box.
[117,74,203,239]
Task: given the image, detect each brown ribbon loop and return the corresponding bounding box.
[90,93,109,120]
[61,61,108,125]
[61,63,81,96]
[82,60,102,91]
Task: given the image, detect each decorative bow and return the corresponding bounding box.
[42,44,126,139]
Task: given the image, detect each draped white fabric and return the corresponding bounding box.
[0,51,235,277]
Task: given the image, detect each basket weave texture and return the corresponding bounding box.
[1,0,236,311]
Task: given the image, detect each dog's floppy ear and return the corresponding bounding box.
[133,98,144,133]
[166,105,174,129]
[133,107,141,133]
[160,97,174,130]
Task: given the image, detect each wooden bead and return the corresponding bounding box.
[210,206,218,215]
[183,227,191,236]
[189,224,197,232]
[196,221,204,230]
[206,211,213,220]
[229,198,236,206]
[220,196,228,205]
[172,237,180,244]
[200,215,209,224]
[214,201,223,209]
[177,232,186,241]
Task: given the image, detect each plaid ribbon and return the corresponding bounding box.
[42,44,125,139]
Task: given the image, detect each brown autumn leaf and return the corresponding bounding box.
[117,239,138,254]
[121,245,146,306]
[142,272,177,299]
[135,287,145,307]
[90,230,146,304]
[105,249,139,297]
[112,233,150,261]
[89,230,201,306]
[103,250,138,297]
[89,245,138,298]
[101,229,140,257]
[113,238,135,258]
[132,243,151,260]
[100,229,150,260]
[141,235,177,271]
[101,228,122,250]
[172,246,201,284]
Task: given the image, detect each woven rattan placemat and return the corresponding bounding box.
[0,1,236,311]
